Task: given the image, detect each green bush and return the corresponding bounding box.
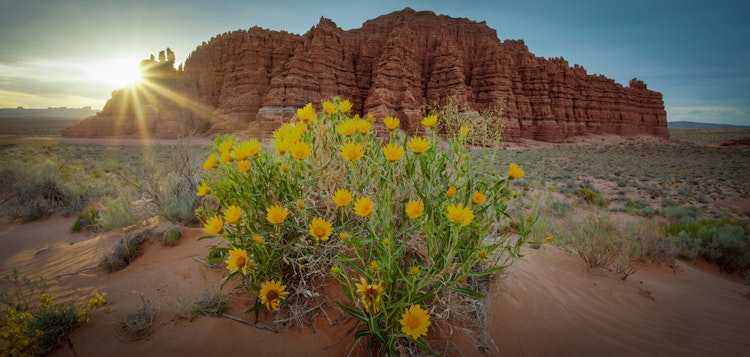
[665,219,750,276]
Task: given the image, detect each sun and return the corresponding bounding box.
[82,57,143,87]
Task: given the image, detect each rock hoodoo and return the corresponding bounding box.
[63,8,668,142]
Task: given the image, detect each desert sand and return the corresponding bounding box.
[1,213,748,356]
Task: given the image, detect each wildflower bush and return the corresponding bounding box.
[0,270,106,356]
[196,97,531,354]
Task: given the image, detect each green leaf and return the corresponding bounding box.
[336,302,368,323]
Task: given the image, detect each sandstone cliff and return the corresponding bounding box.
[63,8,668,141]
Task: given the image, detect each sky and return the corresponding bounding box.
[0,0,748,125]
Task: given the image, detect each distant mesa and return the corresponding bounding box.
[62,8,668,142]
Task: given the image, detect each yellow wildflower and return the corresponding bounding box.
[308,217,334,241]
[509,163,525,179]
[280,163,288,172]
[253,235,263,244]
[459,126,470,136]
[447,186,457,197]
[338,99,353,113]
[400,304,431,339]
[339,232,349,240]
[332,188,353,207]
[274,139,292,154]
[217,137,234,154]
[478,249,488,259]
[407,136,430,154]
[197,181,210,197]
[410,266,420,275]
[296,199,305,209]
[544,234,555,243]
[322,100,336,114]
[203,154,218,170]
[237,160,251,173]
[259,279,289,311]
[383,116,400,130]
[370,260,378,270]
[220,151,232,163]
[445,203,474,226]
[233,140,260,160]
[225,247,251,275]
[353,197,374,217]
[223,205,242,223]
[203,215,223,234]
[421,114,438,128]
[331,266,341,274]
[367,113,373,121]
[405,200,424,219]
[266,205,289,224]
[296,102,317,122]
[336,120,357,136]
[382,142,405,162]
[341,142,364,161]
[355,119,371,134]
[355,277,384,314]
[472,191,487,205]
[290,141,311,160]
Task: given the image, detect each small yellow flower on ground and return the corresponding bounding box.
[382,143,405,162]
[341,142,364,161]
[253,235,263,244]
[223,205,242,223]
[322,100,336,114]
[296,199,305,209]
[225,247,251,275]
[405,200,424,219]
[203,215,223,234]
[203,154,218,170]
[308,217,334,241]
[383,116,400,130]
[445,203,474,226]
[545,233,555,243]
[400,304,431,339]
[509,163,525,179]
[410,266,420,275]
[259,279,289,311]
[353,197,374,217]
[233,140,260,160]
[370,260,378,270]
[338,99,352,113]
[355,119,371,134]
[266,205,290,224]
[447,186,457,197]
[459,126,470,136]
[290,141,311,160]
[217,137,234,154]
[296,102,316,122]
[367,113,373,121]
[237,160,251,173]
[337,120,357,136]
[472,191,487,205]
[279,163,288,172]
[197,182,210,197]
[355,277,384,314]
[407,136,431,154]
[332,188,353,207]
[421,114,438,128]
[274,139,292,154]
[478,249,488,259]
[339,232,349,240]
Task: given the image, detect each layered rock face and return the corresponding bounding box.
[63,8,668,141]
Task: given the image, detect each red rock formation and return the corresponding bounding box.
[63,8,668,142]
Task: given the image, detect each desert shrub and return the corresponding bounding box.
[196,98,531,354]
[116,296,154,341]
[97,196,136,231]
[156,222,182,247]
[100,227,153,272]
[423,96,506,147]
[580,186,608,207]
[552,212,671,279]
[0,271,105,356]
[665,219,750,276]
[663,205,698,222]
[71,205,100,233]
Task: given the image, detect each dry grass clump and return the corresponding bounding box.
[100,227,154,272]
[189,291,227,319]
[115,296,155,341]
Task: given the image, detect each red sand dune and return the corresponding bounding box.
[1,216,748,356]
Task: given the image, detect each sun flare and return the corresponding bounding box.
[82,57,143,87]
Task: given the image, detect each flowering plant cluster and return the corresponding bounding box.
[196,97,529,354]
